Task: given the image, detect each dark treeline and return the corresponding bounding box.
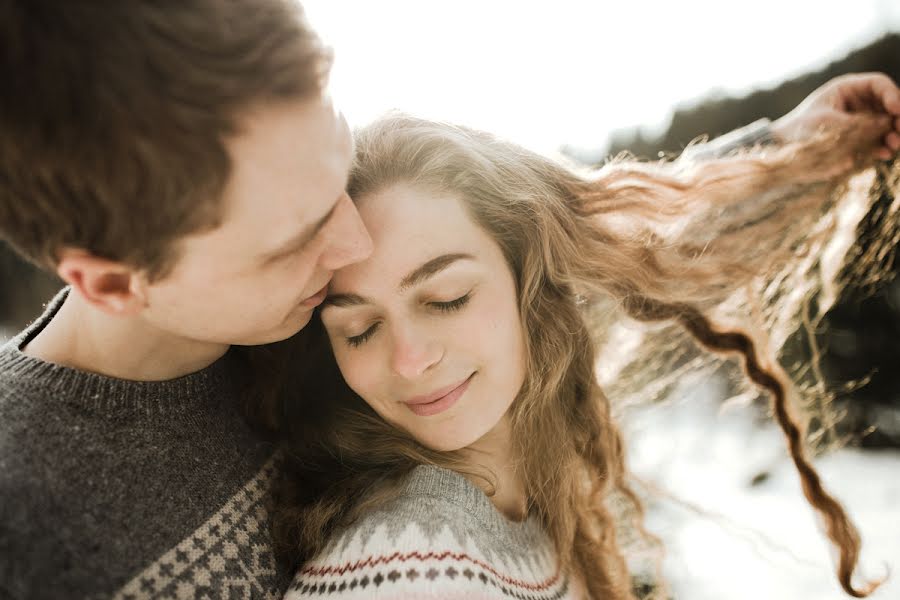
[2,35,899,445]
[606,34,900,159]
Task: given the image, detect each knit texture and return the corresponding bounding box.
[0,289,292,599]
[285,465,581,599]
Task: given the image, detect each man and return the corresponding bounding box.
[0,2,370,598]
[1,1,899,598]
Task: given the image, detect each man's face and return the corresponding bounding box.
[139,94,372,346]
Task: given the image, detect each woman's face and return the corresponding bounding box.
[319,183,527,451]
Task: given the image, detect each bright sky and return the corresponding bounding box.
[304,0,900,155]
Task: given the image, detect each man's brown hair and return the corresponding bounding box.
[0,0,332,279]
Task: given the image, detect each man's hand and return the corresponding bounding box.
[771,72,900,161]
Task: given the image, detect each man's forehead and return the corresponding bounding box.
[221,100,347,203]
[156,93,353,273]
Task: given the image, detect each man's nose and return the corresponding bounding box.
[319,193,373,271]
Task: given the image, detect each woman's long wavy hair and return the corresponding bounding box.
[253,113,897,599]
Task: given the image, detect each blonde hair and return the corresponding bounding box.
[264,113,896,598]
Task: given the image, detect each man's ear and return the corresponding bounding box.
[56,249,148,316]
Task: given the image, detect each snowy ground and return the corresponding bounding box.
[625,377,899,600]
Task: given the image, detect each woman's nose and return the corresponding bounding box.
[389,325,443,380]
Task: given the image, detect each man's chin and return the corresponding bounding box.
[274,307,315,341]
[233,307,314,347]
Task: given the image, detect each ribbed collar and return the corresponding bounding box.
[0,288,235,418]
[404,465,544,543]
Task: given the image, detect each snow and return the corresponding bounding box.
[625,377,899,599]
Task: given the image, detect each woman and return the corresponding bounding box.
[267,89,897,598]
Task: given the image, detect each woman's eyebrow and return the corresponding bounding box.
[324,253,475,308]
[398,252,474,291]
[322,292,367,308]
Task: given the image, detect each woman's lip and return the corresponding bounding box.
[403,373,475,417]
[301,284,329,307]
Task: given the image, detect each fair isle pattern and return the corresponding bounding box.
[287,548,571,599]
[285,466,580,599]
[113,456,282,600]
[302,549,563,591]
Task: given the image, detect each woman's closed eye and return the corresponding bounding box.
[343,292,473,348]
[428,292,471,313]
[346,323,380,348]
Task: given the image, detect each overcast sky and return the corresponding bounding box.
[304,0,900,154]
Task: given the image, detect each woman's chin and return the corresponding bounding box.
[412,427,490,453]
[417,435,468,453]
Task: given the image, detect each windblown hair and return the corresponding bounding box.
[0,0,331,279]
[262,114,897,598]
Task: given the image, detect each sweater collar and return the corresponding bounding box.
[0,288,236,418]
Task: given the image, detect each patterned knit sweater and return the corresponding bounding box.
[285,465,583,599]
[0,289,292,599]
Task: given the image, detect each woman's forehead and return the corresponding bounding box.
[356,184,478,243]
[331,187,497,291]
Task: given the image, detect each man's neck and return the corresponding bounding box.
[23,291,229,381]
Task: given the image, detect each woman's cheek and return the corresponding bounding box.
[346,351,383,405]
[331,343,370,396]
[473,298,515,343]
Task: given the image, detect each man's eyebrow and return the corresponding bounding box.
[323,253,475,309]
[263,200,339,262]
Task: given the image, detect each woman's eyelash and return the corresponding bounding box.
[344,293,471,348]
[346,323,379,348]
[430,293,471,313]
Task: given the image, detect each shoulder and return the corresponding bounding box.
[0,367,107,599]
[285,466,565,599]
[0,335,88,597]
[0,449,72,600]
[305,467,498,567]
[0,349,64,510]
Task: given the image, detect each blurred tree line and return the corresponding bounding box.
[2,34,899,445]
[604,33,900,448]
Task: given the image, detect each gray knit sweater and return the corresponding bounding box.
[0,290,292,599]
[285,465,582,599]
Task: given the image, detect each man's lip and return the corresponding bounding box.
[405,373,475,406]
